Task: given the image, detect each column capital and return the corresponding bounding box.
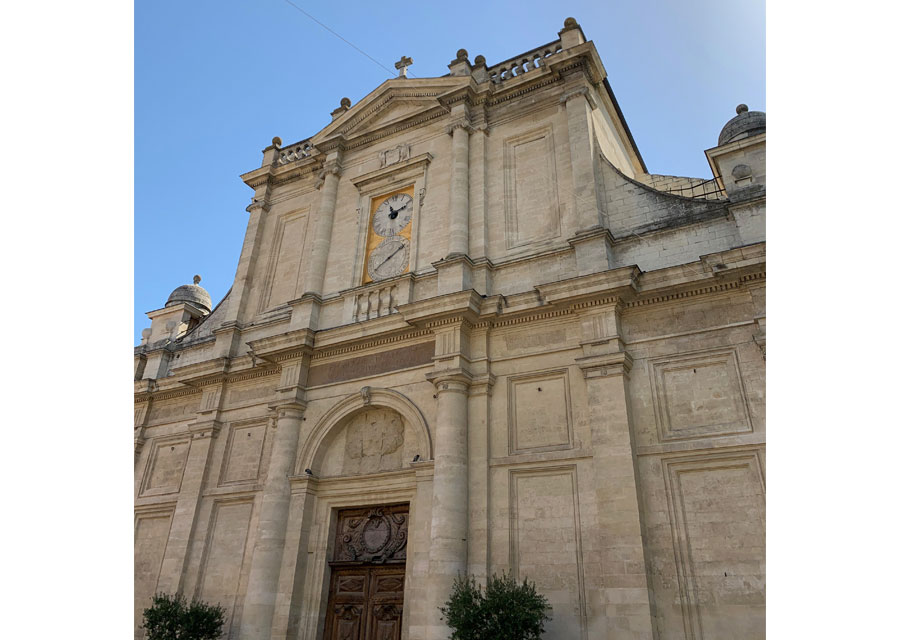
[446,119,474,136]
[315,162,343,189]
[426,369,472,394]
[269,402,307,422]
[188,419,222,439]
[575,351,633,379]
[560,85,598,109]
[245,197,272,214]
[468,373,496,397]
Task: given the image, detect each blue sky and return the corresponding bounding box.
[135,0,765,343]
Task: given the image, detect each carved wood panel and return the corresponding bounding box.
[324,505,408,640]
[324,566,405,640]
[332,504,409,564]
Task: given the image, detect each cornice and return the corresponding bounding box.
[350,153,433,190]
[625,280,744,309]
[135,385,202,404]
[343,107,449,151]
[487,74,561,107]
[168,357,230,386]
[575,351,633,379]
[330,88,444,137]
[491,307,573,328]
[311,328,432,362]
[246,328,315,361]
[226,365,281,384]
[534,266,640,308]
[399,289,484,327]
[270,157,323,188]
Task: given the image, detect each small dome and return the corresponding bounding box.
[166,275,211,313]
[718,104,766,146]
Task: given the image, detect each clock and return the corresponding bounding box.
[367,236,410,281]
[372,192,413,237]
[362,185,415,285]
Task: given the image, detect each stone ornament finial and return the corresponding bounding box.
[563,17,579,29]
[473,55,486,66]
[331,98,352,119]
[736,104,749,114]
[455,48,468,61]
[271,136,282,147]
[193,275,201,285]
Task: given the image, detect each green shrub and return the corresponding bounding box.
[440,572,551,640]
[141,592,225,640]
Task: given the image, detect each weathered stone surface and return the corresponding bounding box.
[135,17,765,640]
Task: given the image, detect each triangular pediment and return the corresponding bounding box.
[311,76,469,144]
[349,97,439,135]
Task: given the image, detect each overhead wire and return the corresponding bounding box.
[279,1,416,78]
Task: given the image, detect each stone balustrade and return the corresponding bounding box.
[351,283,400,322]
[487,40,563,83]
[277,139,315,165]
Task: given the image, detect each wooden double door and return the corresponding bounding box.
[323,504,409,640]
[324,565,405,640]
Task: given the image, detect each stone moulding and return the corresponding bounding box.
[661,448,765,640]
[297,387,433,475]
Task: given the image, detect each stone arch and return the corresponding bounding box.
[299,387,432,474]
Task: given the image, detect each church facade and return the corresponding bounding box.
[135,18,765,640]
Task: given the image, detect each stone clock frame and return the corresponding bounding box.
[350,152,432,288]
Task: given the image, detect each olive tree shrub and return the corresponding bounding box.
[141,592,225,640]
[440,573,552,640]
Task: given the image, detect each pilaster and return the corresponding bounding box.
[221,187,272,331]
[155,382,225,595]
[468,102,489,262]
[562,79,607,233]
[466,368,494,582]
[446,105,472,260]
[573,300,655,639]
[421,310,476,640]
[568,226,614,276]
[270,479,318,640]
[240,346,311,640]
[433,253,475,296]
[423,367,472,640]
[134,399,150,465]
[301,147,344,320]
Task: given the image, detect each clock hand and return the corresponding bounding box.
[388,205,399,220]
[375,245,405,271]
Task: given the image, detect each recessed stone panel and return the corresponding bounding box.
[198,500,254,638]
[134,509,173,637]
[508,370,573,454]
[510,467,585,638]
[259,209,308,311]
[219,420,267,486]
[650,348,751,441]
[664,452,765,639]
[141,438,190,497]
[504,128,560,249]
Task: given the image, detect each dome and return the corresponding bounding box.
[165,275,212,313]
[718,104,766,146]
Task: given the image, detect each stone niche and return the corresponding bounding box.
[318,407,419,477]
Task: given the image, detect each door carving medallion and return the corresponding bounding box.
[324,504,408,640]
[333,505,408,564]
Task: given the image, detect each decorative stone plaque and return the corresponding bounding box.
[332,504,409,564]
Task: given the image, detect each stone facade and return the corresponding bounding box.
[135,17,765,640]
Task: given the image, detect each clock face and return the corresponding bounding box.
[372,193,413,237]
[367,236,410,281]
